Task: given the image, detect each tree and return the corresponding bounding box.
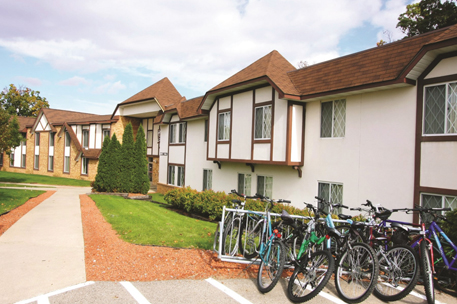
[397,0,457,37]
[132,125,150,194]
[0,108,23,154]
[120,123,135,193]
[105,134,121,192]
[93,135,111,192]
[0,84,50,117]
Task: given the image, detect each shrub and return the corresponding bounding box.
[120,123,135,193]
[132,125,150,194]
[442,209,457,245]
[164,187,315,221]
[93,135,110,192]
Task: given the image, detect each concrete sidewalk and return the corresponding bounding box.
[0,185,91,304]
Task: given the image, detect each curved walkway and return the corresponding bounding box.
[0,185,91,304]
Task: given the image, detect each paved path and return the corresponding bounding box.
[0,185,91,304]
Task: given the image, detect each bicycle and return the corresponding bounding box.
[213,190,255,256]
[317,197,379,304]
[350,201,421,302]
[282,203,335,303]
[395,205,452,304]
[253,193,290,293]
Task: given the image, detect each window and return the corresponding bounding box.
[82,128,89,148]
[0,152,3,166]
[147,130,153,147]
[103,129,110,140]
[204,120,208,142]
[218,112,231,141]
[10,152,14,166]
[169,122,186,144]
[238,173,252,196]
[422,193,457,222]
[48,156,54,171]
[321,99,346,138]
[203,169,212,190]
[21,138,26,168]
[65,131,71,147]
[424,82,457,135]
[64,156,70,173]
[81,157,89,175]
[257,175,272,198]
[318,182,343,214]
[168,165,184,186]
[34,133,40,170]
[49,132,55,147]
[21,153,26,168]
[255,105,272,139]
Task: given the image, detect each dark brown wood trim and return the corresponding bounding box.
[229,95,233,160]
[270,87,275,162]
[419,186,457,197]
[421,135,457,142]
[253,139,272,144]
[206,157,302,167]
[422,73,457,86]
[286,101,292,164]
[251,90,255,161]
[301,103,306,166]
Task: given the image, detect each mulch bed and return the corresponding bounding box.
[80,194,258,281]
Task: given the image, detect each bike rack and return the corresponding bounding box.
[214,206,348,265]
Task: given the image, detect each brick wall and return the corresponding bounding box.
[157,182,178,194]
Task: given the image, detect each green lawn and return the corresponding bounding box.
[0,188,46,215]
[0,183,55,188]
[149,193,168,204]
[90,194,216,249]
[0,171,91,187]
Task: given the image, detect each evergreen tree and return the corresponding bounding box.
[120,123,135,193]
[93,135,111,192]
[133,125,150,194]
[106,133,121,192]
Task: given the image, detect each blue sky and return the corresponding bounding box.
[0,0,415,115]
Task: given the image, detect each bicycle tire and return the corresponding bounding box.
[239,216,263,259]
[421,240,435,304]
[222,217,241,256]
[334,242,379,303]
[373,245,420,301]
[432,240,457,297]
[213,222,220,252]
[287,249,335,303]
[257,239,286,293]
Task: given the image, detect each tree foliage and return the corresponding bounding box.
[0,84,50,117]
[120,123,135,193]
[93,135,111,192]
[133,125,150,194]
[397,0,457,37]
[0,108,23,154]
[105,133,121,192]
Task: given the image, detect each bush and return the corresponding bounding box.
[442,209,457,245]
[164,187,314,221]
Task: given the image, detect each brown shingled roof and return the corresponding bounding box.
[16,116,36,132]
[209,50,299,96]
[42,108,115,126]
[178,96,205,120]
[288,24,457,100]
[119,77,183,109]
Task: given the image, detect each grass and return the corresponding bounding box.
[90,194,217,249]
[149,193,168,204]
[0,171,91,187]
[0,188,46,215]
[0,183,55,188]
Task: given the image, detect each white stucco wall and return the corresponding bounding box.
[273,95,288,162]
[231,91,252,160]
[425,56,457,79]
[421,142,457,189]
[158,125,169,184]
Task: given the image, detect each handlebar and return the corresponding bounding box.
[230,189,259,200]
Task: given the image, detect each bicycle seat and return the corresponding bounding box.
[281,210,295,226]
[338,214,352,220]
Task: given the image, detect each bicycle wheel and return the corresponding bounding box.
[257,239,286,293]
[213,222,220,252]
[373,245,420,301]
[239,216,262,259]
[433,241,457,296]
[421,240,435,304]
[335,242,379,303]
[222,217,241,256]
[287,249,335,303]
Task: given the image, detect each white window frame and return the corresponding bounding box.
[320,99,346,138]
[82,127,89,148]
[218,112,231,141]
[257,175,273,199]
[318,181,344,214]
[169,122,186,144]
[203,169,212,191]
[81,157,89,175]
[64,131,71,173]
[254,105,272,140]
[423,81,457,135]
[238,173,252,196]
[168,165,184,187]
[34,133,40,170]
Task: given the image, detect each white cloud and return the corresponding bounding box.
[0,0,415,98]
[59,76,90,86]
[17,76,42,87]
